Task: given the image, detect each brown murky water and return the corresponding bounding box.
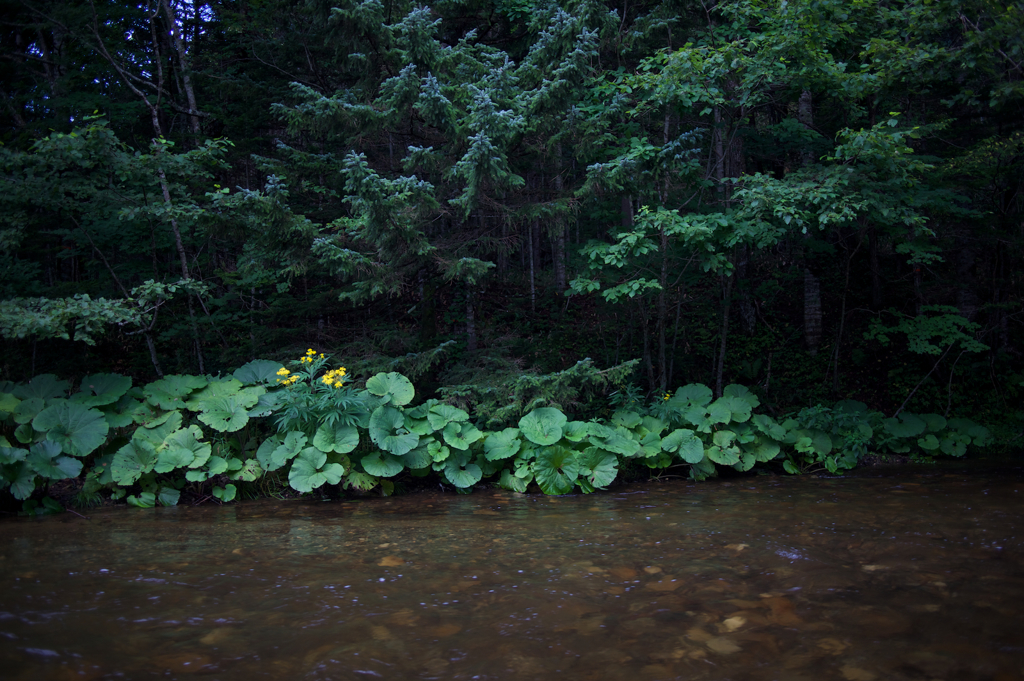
[1,471,1023,681]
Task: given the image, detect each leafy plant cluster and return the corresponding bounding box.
[0,357,993,512]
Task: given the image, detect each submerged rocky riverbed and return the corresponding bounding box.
[1,469,1022,680]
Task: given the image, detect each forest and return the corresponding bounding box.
[0,0,1021,509]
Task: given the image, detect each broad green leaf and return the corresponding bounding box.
[733,452,756,472]
[706,446,740,466]
[154,444,194,473]
[228,458,263,482]
[883,413,926,438]
[345,470,379,491]
[197,396,250,432]
[271,432,307,469]
[611,410,642,428]
[368,405,418,455]
[918,433,940,450]
[662,428,704,463]
[0,446,27,465]
[0,392,20,415]
[233,360,286,385]
[134,410,183,445]
[667,383,712,408]
[483,428,521,460]
[157,487,180,507]
[428,439,450,462]
[127,492,156,508]
[13,374,68,400]
[591,431,639,456]
[919,413,947,432]
[427,403,470,430]
[111,439,158,485]
[562,421,591,442]
[256,434,283,470]
[577,448,618,489]
[144,374,208,410]
[498,468,529,492]
[361,452,404,477]
[14,397,45,425]
[365,372,415,406]
[722,384,761,410]
[213,484,237,502]
[535,447,579,495]
[753,414,786,440]
[443,422,482,450]
[400,444,432,469]
[163,425,212,469]
[71,373,132,407]
[33,401,109,457]
[27,440,81,480]
[518,407,567,446]
[404,417,434,435]
[206,456,229,476]
[713,430,737,448]
[444,460,481,488]
[639,416,667,437]
[750,440,780,462]
[313,423,359,453]
[718,396,752,422]
[290,447,345,492]
[706,400,733,426]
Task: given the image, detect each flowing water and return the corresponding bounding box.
[2,470,1023,681]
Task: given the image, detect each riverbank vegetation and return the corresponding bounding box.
[0,0,1021,511]
[0,355,994,512]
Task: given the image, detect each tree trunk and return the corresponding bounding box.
[715,272,735,398]
[798,89,821,357]
[529,220,537,313]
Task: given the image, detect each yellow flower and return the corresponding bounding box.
[319,353,324,359]
[276,368,290,376]
[306,348,316,356]
[663,392,671,401]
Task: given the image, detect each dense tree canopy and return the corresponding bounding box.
[1,0,1021,430]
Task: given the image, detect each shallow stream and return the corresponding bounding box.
[2,470,1023,680]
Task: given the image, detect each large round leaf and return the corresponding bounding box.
[661,428,704,464]
[667,383,712,408]
[706,446,740,466]
[518,407,567,446]
[534,446,579,495]
[233,359,286,385]
[271,432,308,469]
[427,404,469,430]
[611,410,642,428]
[111,439,158,485]
[368,405,419,455]
[883,413,926,438]
[33,401,109,457]
[27,440,82,480]
[577,448,618,489]
[361,452,404,477]
[590,429,639,456]
[313,423,360,454]
[722,384,761,410]
[365,372,415,407]
[442,422,482,450]
[197,396,250,432]
[444,460,482,488]
[289,447,345,493]
[144,375,208,410]
[484,428,521,460]
[14,374,68,400]
[156,426,211,472]
[72,373,132,407]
